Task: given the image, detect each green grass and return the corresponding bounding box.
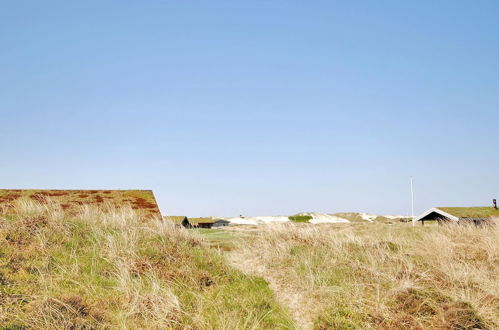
[192,228,236,251]
[288,215,312,223]
[193,228,233,242]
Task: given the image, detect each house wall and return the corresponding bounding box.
[181,218,193,228]
[197,223,213,229]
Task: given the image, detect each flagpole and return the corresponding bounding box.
[411,177,415,226]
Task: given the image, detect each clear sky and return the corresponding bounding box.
[1,1,498,217]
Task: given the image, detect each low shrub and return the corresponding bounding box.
[288,215,312,223]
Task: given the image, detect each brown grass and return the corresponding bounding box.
[228,222,499,329]
[0,189,162,218]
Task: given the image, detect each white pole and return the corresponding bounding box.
[411,177,415,226]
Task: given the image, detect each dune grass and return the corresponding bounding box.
[230,222,499,329]
[0,200,294,329]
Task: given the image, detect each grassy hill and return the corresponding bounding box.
[228,222,499,329]
[332,212,366,222]
[334,212,412,223]
[0,200,293,329]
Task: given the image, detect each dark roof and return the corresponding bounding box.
[0,189,161,218]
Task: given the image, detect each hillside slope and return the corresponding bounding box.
[0,200,294,329]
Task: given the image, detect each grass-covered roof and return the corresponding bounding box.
[189,217,218,225]
[165,216,188,224]
[438,207,499,219]
[0,189,161,218]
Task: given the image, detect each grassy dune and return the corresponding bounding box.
[0,201,293,329]
[229,223,499,329]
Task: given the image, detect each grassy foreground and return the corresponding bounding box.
[228,222,499,329]
[2,201,498,329]
[0,201,293,329]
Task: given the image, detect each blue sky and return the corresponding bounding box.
[1,1,498,217]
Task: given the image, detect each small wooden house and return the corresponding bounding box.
[166,216,222,229]
[165,216,191,228]
[212,219,230,227]
[414,206,498,225]
[189,217,218,228]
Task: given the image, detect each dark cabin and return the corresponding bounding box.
[166,216,192,228]
[189,218,217,228]
[212,219,230,227]
[414,204,498,226]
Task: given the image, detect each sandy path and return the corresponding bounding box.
[227,253,314,330]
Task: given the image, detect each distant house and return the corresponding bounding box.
[189,217,218,229]
[212,219,230,227]
[165,216,191,228]
[166,216,222,229]
[414,206,498,225]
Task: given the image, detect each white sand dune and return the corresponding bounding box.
[308,214,350,224]
[224,212,359,225]
[296,212,350,224]
[383,214,410,219]
[359,213,377,222]
[249,216,290,223]
[226,216,290,225]
[226,217,258,225]
[223,212,410,226]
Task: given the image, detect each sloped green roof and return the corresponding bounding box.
[165,216,188,224]
[438,207,499,219]
[0,189,161,218]
[189,217,218,225]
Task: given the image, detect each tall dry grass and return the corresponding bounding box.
[231,222,499,329]
[0,199,293,329]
